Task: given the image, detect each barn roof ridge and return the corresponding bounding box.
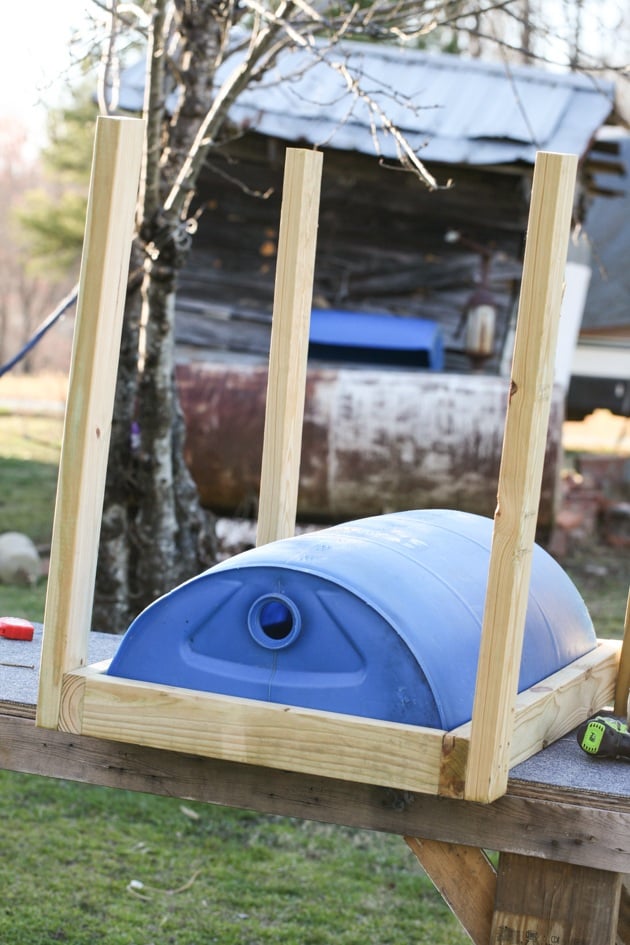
[118,34,616,166]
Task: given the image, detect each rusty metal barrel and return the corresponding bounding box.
[176,361,563,524]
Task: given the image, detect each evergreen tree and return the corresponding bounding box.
[17,94,96,274]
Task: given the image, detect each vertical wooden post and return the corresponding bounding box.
[490,853,622,944]
[405,838,496,945]
[614,586,630,717]
[464,151,578,803]
[37,116,145,729]
[618,876,630,943]
[256,148,323,547]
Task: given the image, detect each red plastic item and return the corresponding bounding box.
[0,617,35,641]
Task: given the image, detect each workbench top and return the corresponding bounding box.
[0,624,116,717]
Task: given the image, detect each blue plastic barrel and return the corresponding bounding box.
[107,510,597,729]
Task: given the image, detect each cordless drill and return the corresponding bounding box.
[576,715,630,761]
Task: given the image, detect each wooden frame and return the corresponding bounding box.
[36,119,620,804]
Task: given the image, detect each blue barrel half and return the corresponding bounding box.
[107,510,597,729]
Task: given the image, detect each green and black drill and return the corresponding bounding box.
[576,714,630,761]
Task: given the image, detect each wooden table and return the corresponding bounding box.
[1,627,629,944]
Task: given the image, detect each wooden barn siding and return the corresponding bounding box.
[176,138,529,373]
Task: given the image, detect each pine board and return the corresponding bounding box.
[59,665,445,794]
[2,712,630,873]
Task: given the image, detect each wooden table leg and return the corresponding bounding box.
[617,877,630,945]
[406,837,496,945]
[491,852,622,945]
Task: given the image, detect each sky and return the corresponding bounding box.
[0,0,93,155]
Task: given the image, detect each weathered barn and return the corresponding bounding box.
[120,41,616,525]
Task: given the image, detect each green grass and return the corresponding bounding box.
[0,412,63,464]
[564,546,629,639]
[0,771,468,945]
[0,582,47,621]
[0,454,58,543]
[0,413,60,620]
[0,414,60,545]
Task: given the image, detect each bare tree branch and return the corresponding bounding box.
[163,15,292,215]
[139,0,170,222]
[97,0,120,113]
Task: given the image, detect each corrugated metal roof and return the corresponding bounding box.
[119,38,615,166]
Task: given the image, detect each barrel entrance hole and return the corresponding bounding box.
[248,595,302,649]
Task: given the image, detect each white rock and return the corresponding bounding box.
[0,532,42,586]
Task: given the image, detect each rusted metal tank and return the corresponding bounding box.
[175,359,563,526]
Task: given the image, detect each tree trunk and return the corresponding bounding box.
[93,243,141,633]
[133,246,214,610]
[94,238,215,633]
[92,2,227,634]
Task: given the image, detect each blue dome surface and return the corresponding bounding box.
[108,510,597,729]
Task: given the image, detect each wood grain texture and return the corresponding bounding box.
[614,587,630,717]
[465,152,578,804]
[507,640,619,767]
[406,837,496,945]
[54,638,617,799]
[448,641,619,799]
[256,148,323,546]
[61,667,444,794]
[36,117,145,730]
[439,731,469,798]
[491,852,621,944]
[618,876,630,945]
[3,713,630,872]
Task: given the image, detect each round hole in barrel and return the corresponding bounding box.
[248,594,302,650]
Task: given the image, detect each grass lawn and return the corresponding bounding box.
[0,772,468,945]
[0,412,60,620]
[0,416,60,543]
